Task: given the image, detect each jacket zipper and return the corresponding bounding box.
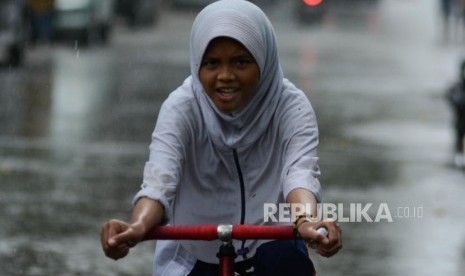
[233,149,248,259]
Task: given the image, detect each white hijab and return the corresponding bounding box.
[189,0,284,149]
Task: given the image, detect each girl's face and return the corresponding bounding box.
[199,37,260,113]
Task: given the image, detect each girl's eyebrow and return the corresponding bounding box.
[234,53,253,58]
[203,53,254,59]
[200,56,219,63]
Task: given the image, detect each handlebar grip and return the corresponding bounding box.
[309,227,328,249]
[316,227,328,237]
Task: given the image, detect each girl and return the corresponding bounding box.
[100,1,342,275]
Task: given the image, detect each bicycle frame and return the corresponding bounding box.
[143,224,296,276]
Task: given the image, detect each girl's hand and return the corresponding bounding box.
[296,218,342,257]
[100,219,145,260]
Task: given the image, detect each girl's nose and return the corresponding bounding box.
[217,66,236,81]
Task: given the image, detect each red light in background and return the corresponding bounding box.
[303,0,323,6]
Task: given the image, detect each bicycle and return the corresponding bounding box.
[143,224,328,276]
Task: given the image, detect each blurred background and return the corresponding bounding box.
[1,0,465,275]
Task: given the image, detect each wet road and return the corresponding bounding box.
[1,0,465,275]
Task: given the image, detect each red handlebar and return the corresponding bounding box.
[232,225,295,240]
[143,224,295,241]
[142,224,325,276]
[144,224,219,241]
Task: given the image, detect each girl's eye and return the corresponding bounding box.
[235,57,254,67]
[201,58,219,68]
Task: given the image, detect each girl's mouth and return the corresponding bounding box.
[216,88,239,101]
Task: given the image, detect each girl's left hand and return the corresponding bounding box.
[297,218,342,257]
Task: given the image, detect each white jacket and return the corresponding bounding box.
[133,1,322,275]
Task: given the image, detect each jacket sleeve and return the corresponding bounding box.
[133,92,191,221]
[280,85,322,203]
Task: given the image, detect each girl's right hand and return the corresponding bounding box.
[100,219,144,260]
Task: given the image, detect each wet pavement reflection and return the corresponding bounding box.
[1,0,465,275]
